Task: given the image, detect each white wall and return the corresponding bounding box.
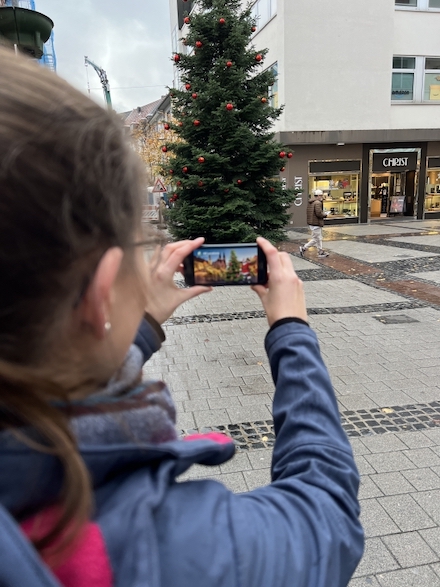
[281,0,395,132]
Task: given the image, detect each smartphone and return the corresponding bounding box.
[183,243,268,287]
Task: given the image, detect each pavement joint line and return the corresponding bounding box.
[180,401,440,450]
[165,301,426,326]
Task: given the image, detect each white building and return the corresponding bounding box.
[169,0,440,225]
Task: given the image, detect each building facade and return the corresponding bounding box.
[169,0,440,226]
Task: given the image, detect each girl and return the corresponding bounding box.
[0,47,363,587]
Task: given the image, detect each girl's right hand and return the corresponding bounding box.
[251,237,308,327]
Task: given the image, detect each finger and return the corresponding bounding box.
[165,238,206,274]
[279,252,296,274]
[251,284,268,301]
[160,238,205,264]
[256,236,282,274]
[178,285,212,303]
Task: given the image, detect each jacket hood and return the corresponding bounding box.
[0,435,235,520]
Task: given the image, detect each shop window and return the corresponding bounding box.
[425,163,440,213]
[424,58,440,101]
[395,0,417,5]
[309,174,360,220]
[392,57,415,101]
[251,0,277,31]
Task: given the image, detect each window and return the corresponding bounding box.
[268,62,278,108]
[425,58,440,101]
[395,0,440,7]
[392,56,440,102]
[392,57,415,101]
[251,0,277,31]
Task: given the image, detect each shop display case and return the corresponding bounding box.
[310,174,359,219]
[425,170,440,212]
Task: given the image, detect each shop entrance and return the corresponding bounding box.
[369,150,419,220]
[370,171,416,219]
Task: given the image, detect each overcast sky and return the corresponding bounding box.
[36,0,174,113]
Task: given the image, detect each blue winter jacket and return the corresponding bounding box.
[0,319,363,587]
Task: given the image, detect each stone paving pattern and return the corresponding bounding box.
[146,220,440,586]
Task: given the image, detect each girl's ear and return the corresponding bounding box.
[77,247,124,338]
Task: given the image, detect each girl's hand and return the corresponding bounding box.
[251,237,307,327]
[142,237,212,324]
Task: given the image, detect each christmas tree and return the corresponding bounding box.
[162,0,297,243]
[226,249,240,281]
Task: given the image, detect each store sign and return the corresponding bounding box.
[372,152,418,173]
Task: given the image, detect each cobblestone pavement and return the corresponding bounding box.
[145,219,440,587]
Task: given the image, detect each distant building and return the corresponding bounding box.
[169,0,440,225]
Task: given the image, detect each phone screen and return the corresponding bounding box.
[184,244,267,286]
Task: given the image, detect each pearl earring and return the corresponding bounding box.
[104,321,112,332]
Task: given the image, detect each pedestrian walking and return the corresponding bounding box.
[300,189,330,258]
[0,47,363,587]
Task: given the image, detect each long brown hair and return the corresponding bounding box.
[0,46,144,560]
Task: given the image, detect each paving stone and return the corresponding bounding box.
[376,565,440,587]
[382,532,438,567]
[359,476,384,499]
[404,448,440,468]
[397,431,435,449]
[247,448,273,470]
[413,490,440,525]
[202,472,248,493]
[365,451,417,474]
[402,468,440,492]
[176,412,196,431]
[361,435,408,454]
[219,452,253,474]
[420,528,440,557]
[371,472,416,496]
[183,398,209,412]
[360,498,400,537]
[349,577,381,587]
[353,537,399,577]
[226,405,272,423]
[193,409,231,428]
[377,494,436,532]
[243,468,271,490]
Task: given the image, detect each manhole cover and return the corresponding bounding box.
[374,314,419,325]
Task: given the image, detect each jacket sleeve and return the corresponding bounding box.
[227,322,363,587]
[314,200,327,219]
[133,316,165,363]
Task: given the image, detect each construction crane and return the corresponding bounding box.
[84,56,112,110]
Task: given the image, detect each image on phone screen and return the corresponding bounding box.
[184,244,267,286]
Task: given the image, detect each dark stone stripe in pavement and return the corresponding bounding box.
[165,301,424,326]
[180,401,440,450]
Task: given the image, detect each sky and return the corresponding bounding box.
[36,0,174,113]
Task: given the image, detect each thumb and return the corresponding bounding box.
[251,284,267,302]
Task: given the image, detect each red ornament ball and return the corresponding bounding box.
[169,169,174,175]
[185,83,191,90]
[193,119,201,126]
[226,103,234,111]
[198,157,205,164]
[270,187,275,193]
[226,61,233,68]
[279,151,286,158]
[224,188,229,193]
[161,146,168,153]
[173,54,180,63]
[261,97,267,103]
[198,181,204,187]
[177,181,182,186]
[179,122,183,127]
[237,179,243,185]
[280,167,286,172]
[219,18,226,24]
[251,26,257,32]
[195,40,203,48]
[184,16,190,24]
[182,166,188,173]
[192,93,198,99]
[255,54,263,62]
[287,152,293,159]
[164,123,170,130]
